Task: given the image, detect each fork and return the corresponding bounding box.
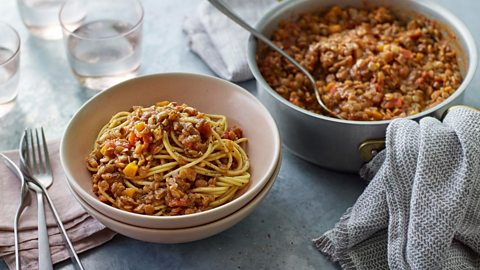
[19,128,85,270]
[20,128,53,270]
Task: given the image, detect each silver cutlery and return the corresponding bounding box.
[1,154,48,270]
[19,128,85,270]
[19,128,53,270]
[0,153,30,270]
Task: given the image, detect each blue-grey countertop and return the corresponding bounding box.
[1,0,479,269]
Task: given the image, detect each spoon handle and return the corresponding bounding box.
[207,0,336,117]
[207,0,311,78]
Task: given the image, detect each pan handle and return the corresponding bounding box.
[359,105,479,162]
[358,139,385,162]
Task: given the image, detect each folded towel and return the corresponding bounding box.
[0,141,116,270]
[183,0,277,82]
[314,106,480,269]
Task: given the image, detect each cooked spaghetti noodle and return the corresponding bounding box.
[85,101,250,216]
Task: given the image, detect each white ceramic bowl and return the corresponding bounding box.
[67,154,281,243]
[61,73,281,229]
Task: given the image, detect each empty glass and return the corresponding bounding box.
[17,0,65,40]
[59,0,144,91]
[0,23,20,114]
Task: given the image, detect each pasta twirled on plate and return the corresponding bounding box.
[86,101,250,216]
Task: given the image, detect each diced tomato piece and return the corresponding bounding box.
[329,85,337,94]
[142,133,153,143]
[128,132,137,146]
[393,98,404,108]
[222,126,243,140]
[384,98,404,109]
[169,198,190,207]
[197,121,212,139]
[401,49,413,59]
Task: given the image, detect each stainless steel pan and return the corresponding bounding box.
[247,0,477,172]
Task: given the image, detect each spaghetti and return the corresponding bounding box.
[85,101,250,216]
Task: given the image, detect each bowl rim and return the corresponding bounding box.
[60,72,281,222]
[246,0,478,126]
[66,155,279,246]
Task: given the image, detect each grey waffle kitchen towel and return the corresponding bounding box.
[314,106,480,269]
[183,0,277,82]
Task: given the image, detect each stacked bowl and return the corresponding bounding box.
[60,73,281,243]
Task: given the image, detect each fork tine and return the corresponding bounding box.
[40,127,52,176]
[28,129,36,173]
[34,128,45,174]
[21,130,27,166]
[24,130,34,173]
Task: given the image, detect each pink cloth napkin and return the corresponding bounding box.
[0,140,116,270]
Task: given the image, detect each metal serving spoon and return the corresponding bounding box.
[208,0,342,119]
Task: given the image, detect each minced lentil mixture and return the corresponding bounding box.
[86,102,250,216]
[257,6,463,121]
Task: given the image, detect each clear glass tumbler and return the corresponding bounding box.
[59,0,144,91]
[0,23,21,109]
[17,0,66,40]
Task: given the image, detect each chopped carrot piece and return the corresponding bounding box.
[123,188,136,197]
[325,82,335,92]
[123,162,138,177]
[135,122,146,131]
[328,24,342,33]
[156,101,169,107]
[416,53,424,61]
[100,144,108,155]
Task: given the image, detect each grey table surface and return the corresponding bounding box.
[1,0,479,269]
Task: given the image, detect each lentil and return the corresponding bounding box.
[257,6,463,120]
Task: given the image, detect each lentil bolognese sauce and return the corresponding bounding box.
[257,6,463,120]
[86,102,250,216]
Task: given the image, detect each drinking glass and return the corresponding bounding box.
[59,0,144,91]
[17,0,65,40]
[0,23,20,112]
